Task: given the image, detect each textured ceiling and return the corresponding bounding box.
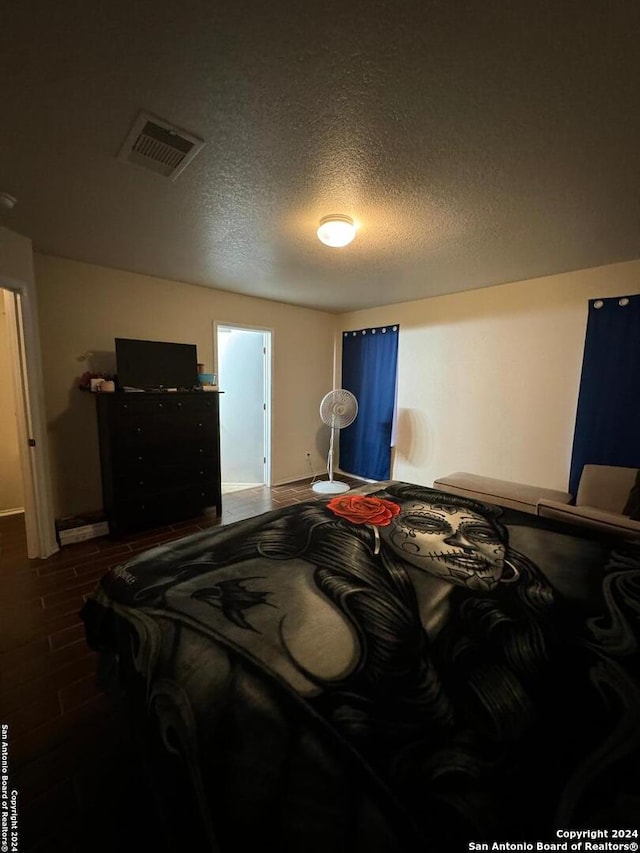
[1,0,639,312]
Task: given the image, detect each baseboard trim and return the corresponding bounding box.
[271,474,320,487]
[0,507,25,518]
[334,469,377,484]
[272,471,373,488]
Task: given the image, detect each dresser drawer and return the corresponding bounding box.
[106,394,218,419]
[111,484,218,534]
[113,462,218,494]
[110,413,216,448]
[111,433,218,465]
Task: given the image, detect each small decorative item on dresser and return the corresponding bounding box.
[79,371,116,392]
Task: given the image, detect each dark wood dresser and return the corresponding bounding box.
[96,391,221,535]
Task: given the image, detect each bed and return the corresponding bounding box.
[81,481,640,851]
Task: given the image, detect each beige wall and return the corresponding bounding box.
[33,251,640,518]
[34,254,335,518]
[0,299,24,512]
[0,226,35,285]
[337,259,640,493]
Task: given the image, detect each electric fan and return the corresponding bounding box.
[312,389,358,494]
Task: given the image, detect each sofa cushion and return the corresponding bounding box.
[537,498,640,538]
[576,464,638,513]
[622,470,640,520]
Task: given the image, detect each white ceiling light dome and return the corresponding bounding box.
[317,214,357,247]
[0,192,17,210]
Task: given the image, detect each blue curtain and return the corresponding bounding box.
[569,294,640,496]
[340,325,399,480]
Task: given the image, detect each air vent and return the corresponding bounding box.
[117,112,205,180]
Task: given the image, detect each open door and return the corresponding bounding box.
[0,227,57,558]
[215,323,272,492]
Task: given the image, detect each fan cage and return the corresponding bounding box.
[319,389,358,430]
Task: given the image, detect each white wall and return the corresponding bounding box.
[34,254,335,517]
[337,259,640,493]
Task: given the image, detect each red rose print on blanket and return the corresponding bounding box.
[327,495,400,527]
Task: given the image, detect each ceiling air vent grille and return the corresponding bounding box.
[118,112,205,180]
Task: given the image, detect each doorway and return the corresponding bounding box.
[0,292,25,517]
[215,324,272,493]
[0,285,57,557]
[0,227,57,558]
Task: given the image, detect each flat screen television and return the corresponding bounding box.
[115,338,198,390]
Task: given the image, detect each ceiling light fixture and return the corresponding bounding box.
[0,192,17,210]
[317,214,356,248]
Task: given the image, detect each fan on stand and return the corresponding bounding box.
[312,389,358,494]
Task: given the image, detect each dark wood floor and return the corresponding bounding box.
[0,476,362,852]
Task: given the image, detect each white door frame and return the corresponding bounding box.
[1,276,58,559]
[213,321,273,487]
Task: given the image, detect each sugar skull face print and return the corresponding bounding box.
[378,500,507,591]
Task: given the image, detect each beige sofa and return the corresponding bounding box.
[432,471,572,515]
[433,466,640,538]
[537,464,640,538]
